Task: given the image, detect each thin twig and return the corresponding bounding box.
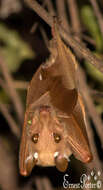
[90,89,103,98]
[67,0,82,59]
[0,77,28,91]
[44,0,55,16]
[30,22,38,33]
[56,0,70,32]
[89,0,103,37]
[35,177,53,190]
[81,34,96,46]
[42,177,53,190]
[25,0,103,73]
[30,0,46,33]
[39,26,49,47]
[35,178,43,190]
[0,138,19,190]
[0,56,24,124]
[78,67,103,147]
[13,80,28,90]
[0,77,9,93]
[0,102,20,137]
[67,0,81,34]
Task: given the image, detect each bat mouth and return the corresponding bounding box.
[37,152,55,166]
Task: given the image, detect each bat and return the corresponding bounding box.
[19,20,92,176]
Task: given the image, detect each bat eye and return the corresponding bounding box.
[27,120,32,125]
[53,133,61,143]
[32,133,39,143]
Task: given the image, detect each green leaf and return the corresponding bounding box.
[0,23,35,73]
[81,5,103,52]
[84,53,103,84]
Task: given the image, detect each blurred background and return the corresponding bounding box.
[0,0,103,189]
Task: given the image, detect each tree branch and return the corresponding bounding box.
[0,56,24,124]
[89,0,103,37]
[0,103,20,138]
[78,67,103,147]
[25,0,103,73]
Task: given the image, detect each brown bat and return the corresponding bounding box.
[19,21,92,176]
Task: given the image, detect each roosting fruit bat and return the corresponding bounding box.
[19,21,92,176]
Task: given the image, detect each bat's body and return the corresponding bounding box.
[19,22,92,176]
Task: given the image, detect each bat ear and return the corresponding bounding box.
[19,112,38,176]
[54,153,68,172]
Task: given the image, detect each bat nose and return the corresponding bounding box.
[39,105,50,112]
[39,108,51,125]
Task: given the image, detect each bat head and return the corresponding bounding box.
[19,105,72,176]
